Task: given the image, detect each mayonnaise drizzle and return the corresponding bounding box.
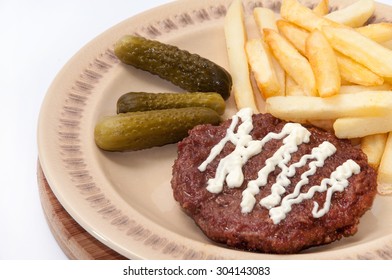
[198,108,361,224]
[257,141,337,210]
[269,159,360,224]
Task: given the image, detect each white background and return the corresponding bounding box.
[0,0,391,260]
[0,0,173,260]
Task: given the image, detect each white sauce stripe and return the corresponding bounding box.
[269,159,361,224]
[198,108,361,224]
[258,141,337,210]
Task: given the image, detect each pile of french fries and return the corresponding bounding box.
[224,0,392,195]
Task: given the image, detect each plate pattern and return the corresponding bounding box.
[51,0,391,259]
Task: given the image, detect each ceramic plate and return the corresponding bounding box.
[38,0,392,259]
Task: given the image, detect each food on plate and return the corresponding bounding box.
[312,0,329,16]
[356,22,392,43]
[253,8,286,97]
[333,114,392,138]
[266,91,392,121]
[245,39,282,98]
[276,19,308,56]
[171,108,377,253]
[114,35,232,100]
[226,0,392,200]
[305,30,340,97]
[94,35,232,152]
[116,92,226,115]
[334,52,384,86]
[253,7,279,32]
[280,0,338,31]
[94,107,221,151]
[264,29,317,96]
[339,84,392,94]
[377,132,392,195]
[275,19,385,87]
[324,0,375,27]
[224,0,258,111]
[361,134,388,169]
[322,25,392,78]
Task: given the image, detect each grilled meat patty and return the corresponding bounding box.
[171,112,377,254]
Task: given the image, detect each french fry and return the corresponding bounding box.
[382,39,392,49]
[323,25,392,78]
[356,23,392,43]
[253,7,279,34]
[246,39,282,98]
[361,133,388,169]
[277,20,308,55]
[334,51,384,86]
[253,8,286,96]
[266,91,392,121]
[384,76,392,85]
[339,84,392,94]
[271,55,286,97]
[307,119,334,132]
[264,28,317,96]
[306,30,340,97]
[276,20,383,87]
[313,0,329,16]
[325,0,375,28]
[334,114,392,138]
[276,20,391,86]
[285,75,306,96]
[277,20,384,86]
[224,0,258,112]
[377,132,392,195]
[280,0,337,31]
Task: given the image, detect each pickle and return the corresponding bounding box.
[117,92,225,115]
[114,35,232,100]
[94,107,221,151]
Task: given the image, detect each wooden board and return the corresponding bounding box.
[37,160,127,260]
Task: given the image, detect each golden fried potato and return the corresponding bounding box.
[246,39,282,98]
[312,0,329,16]
[264,28,317,96]
[266,91,392,121]
[361,133,388,169]
[253,7,279,34]
[285,75,306,96]
[224,0,258,112]
[339,84,392,94]
[334,114,392,138]
[306,30,340,97]
[322,25,392,78]
[334,51,384,86]
[253,8,286,96]
[277,20,309,55]
[325,0,375,28]
[280,0,337,31]
[356,22,392,43]
[377,132,392,195]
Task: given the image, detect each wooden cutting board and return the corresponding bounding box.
[37,160,127,260]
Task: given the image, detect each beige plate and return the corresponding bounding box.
[38,0,392,259]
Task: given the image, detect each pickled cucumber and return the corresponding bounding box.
[117,92,225,115]
[94,107,221,151]
[114,35,232,100]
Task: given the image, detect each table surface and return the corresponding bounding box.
[1,0,391,260]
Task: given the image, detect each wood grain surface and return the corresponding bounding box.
[37,160,127,260]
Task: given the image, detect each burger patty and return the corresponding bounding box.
[171,111,377,254]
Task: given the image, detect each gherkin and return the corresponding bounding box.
[114,35,232,100]
[94,107,221,152]
[117,92,226,115]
